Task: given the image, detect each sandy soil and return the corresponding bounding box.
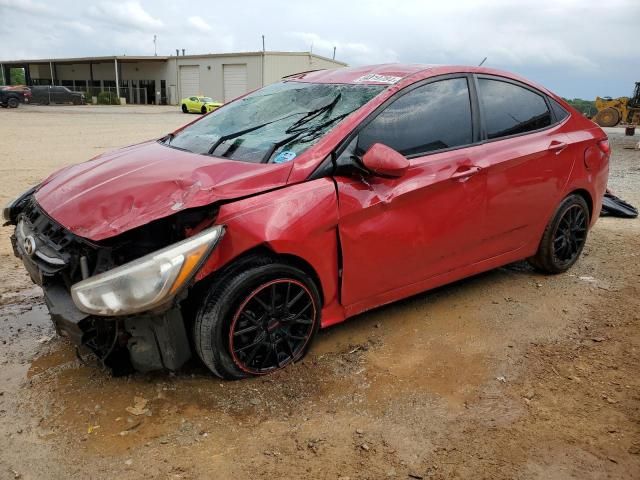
[0,105,639,480]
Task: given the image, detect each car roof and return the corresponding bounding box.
[287,63,552,95]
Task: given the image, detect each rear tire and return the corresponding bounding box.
[193,258,321,379]
[594,107,620,127]
[528,194,590,274]
[181,104,188,113]
[7,97,19,108]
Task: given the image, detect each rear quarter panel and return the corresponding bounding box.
[564,126,609,224]
[551,98,609,225]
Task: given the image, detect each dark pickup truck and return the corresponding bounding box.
[31,85,85,105]
[0,88,24,108]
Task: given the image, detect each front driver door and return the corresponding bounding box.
[336,76,488,311]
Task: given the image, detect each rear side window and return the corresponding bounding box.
[478,79,551,139]
[549,98,569,123]
[357,78,473,157]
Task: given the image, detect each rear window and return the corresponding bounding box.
[478,78,552,139]
[549,98,570,123]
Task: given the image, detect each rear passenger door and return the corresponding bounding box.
[337,76,489,308]
[476,76,574,255]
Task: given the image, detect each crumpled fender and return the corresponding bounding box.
[195,178,345,327]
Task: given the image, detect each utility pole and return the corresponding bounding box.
[153,34,157,56]
[332,46,336,60]
[262,35,265,52]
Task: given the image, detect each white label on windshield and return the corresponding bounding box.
[354,74,402,84]
[274,151,297,163]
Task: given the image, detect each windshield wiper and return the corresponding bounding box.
[207,94,343,159]
[261,112,350,163]
[207,121,275,155]
[286,94,341,134]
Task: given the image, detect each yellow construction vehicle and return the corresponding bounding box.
[593,82,640,127]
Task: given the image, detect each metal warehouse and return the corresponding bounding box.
[0,51,346,105]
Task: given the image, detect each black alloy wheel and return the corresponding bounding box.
[552,204,588,266]
[181,104,188,113]
[193,258,321,379]
[529,194,590,273]
[229,279,316,375]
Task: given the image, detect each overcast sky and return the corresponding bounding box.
[0,0,638,99]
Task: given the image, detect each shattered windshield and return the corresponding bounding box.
[166,81,385,163]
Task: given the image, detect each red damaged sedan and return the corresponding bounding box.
[5,64,609,378]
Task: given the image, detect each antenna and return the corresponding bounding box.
[153,34,157,56]
[478,57,487,66]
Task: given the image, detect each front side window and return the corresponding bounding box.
[478,78,551,139]
[357,78,473,157]
[167,81,384,163]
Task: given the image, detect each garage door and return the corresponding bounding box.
[179,65,200,98]
[223,64,248,102]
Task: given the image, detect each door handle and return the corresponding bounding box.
[450,165,482,180]
[548,141,568,154]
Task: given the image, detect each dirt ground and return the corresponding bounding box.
[0,105,639,480]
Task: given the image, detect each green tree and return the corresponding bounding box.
[9,67,26,85]
[563,98,596,117]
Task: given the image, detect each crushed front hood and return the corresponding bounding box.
[35,141,292,241]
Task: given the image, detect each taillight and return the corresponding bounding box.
[597,139,610,155]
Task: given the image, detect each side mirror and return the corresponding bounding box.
[361,143,409,178]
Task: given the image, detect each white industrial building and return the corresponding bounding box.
[0,51,347,105]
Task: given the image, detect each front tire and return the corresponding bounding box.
[200,106,207,114]
[181,104,188,113]
[7,97,19,108]
[194,259,321,379]
[528,194,590,273]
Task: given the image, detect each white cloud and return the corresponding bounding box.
[188,16,212,33]
[0,0,638,98]
[87,1,163,31]
[0,0,52,16]
[288,32,398,65]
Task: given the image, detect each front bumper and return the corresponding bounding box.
[11,215,192,373]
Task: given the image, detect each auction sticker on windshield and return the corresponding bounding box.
[274,151,297,163]
[354,73,402,84]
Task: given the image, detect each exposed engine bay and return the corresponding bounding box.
[8,193,218,374]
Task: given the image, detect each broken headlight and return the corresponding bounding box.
[71,225,224,316]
